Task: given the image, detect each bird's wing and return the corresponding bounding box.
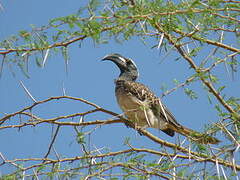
[118,80,220,144]
[122,81,181,128]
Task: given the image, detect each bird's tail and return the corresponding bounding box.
[171,125,220,144]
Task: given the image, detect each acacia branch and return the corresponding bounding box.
[153,21,236,115]
[174,28,240,53]
[0,20,137,56]
[0,96,100,124]
[161,75,196,98]
[2,146,239,173]
[0,95,238,170]
[0,35,87,55]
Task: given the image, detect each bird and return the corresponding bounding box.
[102,53,220,144]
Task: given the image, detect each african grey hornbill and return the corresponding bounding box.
[102,53,219,144]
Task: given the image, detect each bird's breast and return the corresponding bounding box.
[115,80,169,130]
[115,86,156,127]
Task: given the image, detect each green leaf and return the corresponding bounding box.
[124,137,131,145]
[207,94,213,104]
[173,78,179,85]
[17,61,30,78]
[193,143,208,154]
[76,132,85,144]
[89,0,100,11]
[35,57,43,67]
[217,86,225,93]
[19,30,30,39]
[184,88,198,100]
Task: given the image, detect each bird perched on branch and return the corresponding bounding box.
[102,53,219,144]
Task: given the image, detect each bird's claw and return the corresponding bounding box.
[124,120,135,129]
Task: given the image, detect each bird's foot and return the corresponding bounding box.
[135,126,147,136]
[124,120,135,129]
[124,120,146,136]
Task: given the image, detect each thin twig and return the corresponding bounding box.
[43,125,61,161]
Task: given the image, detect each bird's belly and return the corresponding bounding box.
[116,93,164,128]
[116,93,143,124]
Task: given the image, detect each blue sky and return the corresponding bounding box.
[0,0,239,176]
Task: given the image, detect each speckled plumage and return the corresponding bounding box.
[103,53,220,144]
[115,79,182,136]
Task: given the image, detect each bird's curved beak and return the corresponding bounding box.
[101,55,112,61]
[102,54,120,61]
[102,54,127,69]
[102,54,126,63]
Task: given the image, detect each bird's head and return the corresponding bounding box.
[102,53,139,81]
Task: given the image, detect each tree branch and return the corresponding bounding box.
[153,21,237,115]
